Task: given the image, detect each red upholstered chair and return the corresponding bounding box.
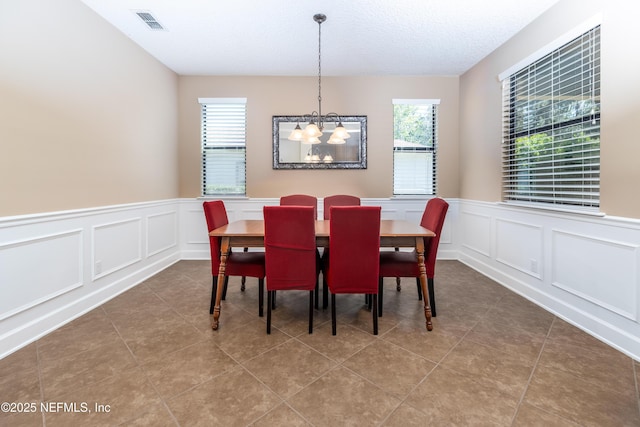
[323,195,360,220]
[325,206,381,335]
[203,201,265,317]
[279,194,321,308]
[378,197,449,317]
[321,195,361,308]
[280,194,318,219]
[263,206,319,334]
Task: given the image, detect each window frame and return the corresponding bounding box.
[392,99,440,196]
[499,16,601,212]
[199,97,247,197]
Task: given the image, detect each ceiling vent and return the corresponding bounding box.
[134,11,165,31]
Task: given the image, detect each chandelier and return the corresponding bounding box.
[288,14,350,145]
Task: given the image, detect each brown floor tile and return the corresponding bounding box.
[465,316,546,360]
[44,366,164,427]
[250,403,311,426]
[440,338,536,398]
[287,366,401,426]
[404,366,519,425]
[513,403,581,426]
[382,318,465,363]
[537,339,635,394]
[40,339,137,399]
[210,318,290,362]
[36,309,122,362]
[524,365,640,426]
[242,339,336,398]
[296,321,377,363]
[141,339,237,399]
[342,339,435,398]
[167,366,281,426]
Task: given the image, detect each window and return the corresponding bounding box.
[501,24,600,211]
[199,98,247,196]
[393,99,439,195]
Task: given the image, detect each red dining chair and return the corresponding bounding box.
[263,206,319,334]
[325,206,381,335]
[378,197,449,317]
[323,195,360,220]
[280,194,318,219]
[321,195,361,309]
[279,194,321,308]
[203,201,265,317]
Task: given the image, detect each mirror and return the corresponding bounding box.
[272,115,367,169]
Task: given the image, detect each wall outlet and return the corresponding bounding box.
[95,260,102,275]
[530,259,538,273]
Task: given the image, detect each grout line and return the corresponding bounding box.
[509,315,556,425]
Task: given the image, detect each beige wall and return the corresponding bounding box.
[178,75,459,199]
[0,0,179,216]
[459,0,640,219]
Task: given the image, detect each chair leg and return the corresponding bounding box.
[331,293,337,336]
[258,278,264,317]
[308,290,314,334]
[416,277,423,301]
[272,291,276,309]
[394,248,401,291]
[428,277,436,317]
[372,294,378,335]
[241,248,248,291]
[378,278,384,317]
[222,276,230,300]
[266,291,273,334]
[209,276,218,314]
[323,277,329,309]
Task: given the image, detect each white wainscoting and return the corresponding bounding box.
[3,197,640,362]
[458,200,640,360]
[0,200,181,359]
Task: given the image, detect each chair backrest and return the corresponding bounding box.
[263,206,317,291]
[323,195,361,220]
[420,197,449,276]
[279,194,318,219]
[203,200,229,273]
[328,206,381,294]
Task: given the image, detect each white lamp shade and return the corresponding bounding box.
[332,123,351,139]
[328,134,345,144]
[302,135,321,144]
[303,123,322,138]
[288,125,303,141]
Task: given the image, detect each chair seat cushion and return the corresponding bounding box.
[225,252,265,278]
[379,250,422,277]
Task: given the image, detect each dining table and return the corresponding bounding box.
[209,219,436,331]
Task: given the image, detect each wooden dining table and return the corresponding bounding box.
[209,219,436,331]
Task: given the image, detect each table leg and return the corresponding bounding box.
[415,237,433,331]
[211,237,230,330]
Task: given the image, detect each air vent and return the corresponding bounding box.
[134,11,165,31]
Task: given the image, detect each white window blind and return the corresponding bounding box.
[199,98,247,196]
[501,25,600,210]
[392,100,439,195]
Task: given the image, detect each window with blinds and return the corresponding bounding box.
[501,25,600,211]
[199,98,247,196]
[393,99,439,195]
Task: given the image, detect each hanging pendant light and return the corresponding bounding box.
[300,14,349,144]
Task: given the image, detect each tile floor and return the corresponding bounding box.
[1,260,639,426]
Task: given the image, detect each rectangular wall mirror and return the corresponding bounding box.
[272,115,367,169]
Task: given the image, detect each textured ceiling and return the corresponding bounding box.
[81,0,561,76]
